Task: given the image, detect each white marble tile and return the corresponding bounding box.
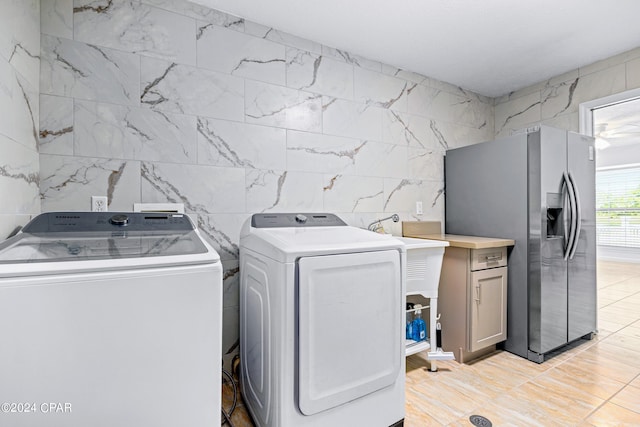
[322,174,384,213]
[197,22,285,85]
[627,58,640,89]
[219,258,240,308]
[408,147,443,181]
[540,76,580,120]
[382,110,434,148]
[141,56,244,121]
[354,67,408,112]
[383,178,444,219]
[286,130,363,174]
[322,96,383,141]
[0,134,39,214]
[241,21,270,38]
[0,0,40,90]
[407,83,452,120]
[541,113,580,134]
[381,64,429,85]
[16,76,38,152]
[321,45,382,72]
[245,169,324,213]
[580,47,640,77]
[286,47,354,100]
[573,64,626,104]
[0,61,38,151]
[74,0,196,66]
[450,122,493,150]
[0,59,14,140]
[451,93,493,130]
[39,154,140,212]
[541,65,626,120]
[40,35,140,106]
[245,80,322,132]
[74,99,197,162]
[355,141,407,178]
[428,119,453,152]
[41,0,72,39]
[429,77,468,97]
[383,111,451,155]
[196,214,248,262]
[197,117,286,170]
[494,78,546,106]
[546,69,580,89]
[244,22,321,54]
[494,91,541,136]
[39,94,73,155]
[141,161,245,213]
[141,0,244,30]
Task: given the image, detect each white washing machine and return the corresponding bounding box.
[0,212,222,427]
[239,213,406,427]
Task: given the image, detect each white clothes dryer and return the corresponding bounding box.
[239,213,405,427]
[0,212,222,427]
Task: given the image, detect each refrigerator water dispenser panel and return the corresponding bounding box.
[546,192,564,239]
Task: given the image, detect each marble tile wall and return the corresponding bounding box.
[0,1,40,240]
[38,0,494,367]
[494,47,640,137]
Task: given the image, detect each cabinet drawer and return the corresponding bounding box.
[470,247,507,271]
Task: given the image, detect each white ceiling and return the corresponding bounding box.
[193,0,640,97]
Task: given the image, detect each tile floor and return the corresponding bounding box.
[222,260,640,426]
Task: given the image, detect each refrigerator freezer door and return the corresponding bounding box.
[567,132,597,342]
[528,127,569,355]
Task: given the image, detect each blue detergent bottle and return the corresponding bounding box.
[411,304,427,342]
[406,303,415,339]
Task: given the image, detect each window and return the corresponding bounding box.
[596,166,640,247]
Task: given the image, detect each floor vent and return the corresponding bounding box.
[469,415,492,427]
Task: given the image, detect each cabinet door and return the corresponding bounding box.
[469,266,508,352]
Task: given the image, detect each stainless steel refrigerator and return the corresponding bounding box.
[444,126,597,363]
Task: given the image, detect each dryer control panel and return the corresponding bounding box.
[251,213,347,228]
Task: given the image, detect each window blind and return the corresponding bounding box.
[596,166,640,247]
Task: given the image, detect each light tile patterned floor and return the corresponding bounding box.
[223,260,640,426]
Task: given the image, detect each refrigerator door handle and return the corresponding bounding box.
[563,171,577,261]
[567,171,582,260]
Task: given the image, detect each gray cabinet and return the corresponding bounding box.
[469,265,508,352]
[438,246,509,363]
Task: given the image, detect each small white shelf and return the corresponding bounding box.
[405,339,431,356]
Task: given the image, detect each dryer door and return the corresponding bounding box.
[297,250,401,415]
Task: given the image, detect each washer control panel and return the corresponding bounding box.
[22,212,194,233]
[251,213,346,228]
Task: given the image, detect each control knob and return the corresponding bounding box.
[109,214,129,226]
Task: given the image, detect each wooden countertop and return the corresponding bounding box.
[403,233,515,249]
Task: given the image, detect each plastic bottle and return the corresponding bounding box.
[406,303,415,340]
[411,304,427,342]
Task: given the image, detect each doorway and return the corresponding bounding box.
[580,91,640,263]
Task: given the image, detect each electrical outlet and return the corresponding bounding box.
[91,196,108,212]
[416,201,423,215]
